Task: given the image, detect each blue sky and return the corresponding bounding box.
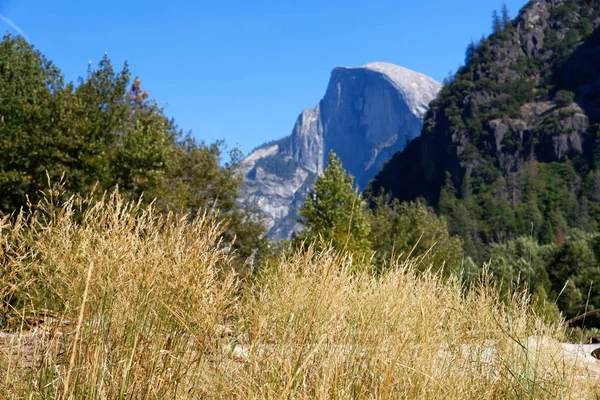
[2,0,528,155]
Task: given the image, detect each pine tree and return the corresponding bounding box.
[593,170,600,204]
[438,172,457,216]
[465,41,478,65]
[523,192,543,240]
[443,70,455,85]
[0,34,63,211]
[492,10,502,34]
[577,196,590,230]
[296,151,371,258]
[501,4,511,29]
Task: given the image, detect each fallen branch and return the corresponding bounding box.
[564,309,600,326]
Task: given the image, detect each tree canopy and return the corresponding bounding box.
[0,34,266,260]
[369,194,464,275]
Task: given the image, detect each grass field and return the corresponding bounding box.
[0,190,598,399]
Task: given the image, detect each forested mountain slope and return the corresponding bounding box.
[369,0,600,260]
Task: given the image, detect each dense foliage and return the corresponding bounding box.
[297,152,464,274]
[433,3,600,323]
[429,1,599,255]
[369,194,464,275]
[485,230,600,328]
[0,34,266,259]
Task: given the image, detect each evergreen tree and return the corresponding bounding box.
[465,41,478,65]
[438,172,457,216]
[531,286,562,324]
[590,170,600,204]
[0,34,62,210]
[296,151,371,258]
[523,192,544,239]
[492,10,502,34]
[548,238,597,318]
[487,236,553,296]
[501,4,511,29]
[443,70,455,85]
[555,90,575,107]
[557,280,583,319]
[577,196,591,231]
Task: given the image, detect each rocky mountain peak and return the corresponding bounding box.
[242,62,441,240]
[348,62,442,116]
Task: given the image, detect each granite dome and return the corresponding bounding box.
[241,62,442,240]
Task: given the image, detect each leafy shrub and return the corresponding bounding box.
[555,90,576,107]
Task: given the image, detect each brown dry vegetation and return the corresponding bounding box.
[0,188,599,399]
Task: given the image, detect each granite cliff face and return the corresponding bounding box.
[241,62,441,240]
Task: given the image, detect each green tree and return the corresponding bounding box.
[501,4,511,29]
[486,236,553,295]
[465,40,478,65]
[369,195,464,275]
[557,280,583,319]
[154,137,267,261]
[0,34,63,210]
[547,236,600,319]
[531,286,562,324]
[0,34,267,264]
[555,90,575,107]
[492,9,502,33]
[296,151,371,258]
[438,172,457,216]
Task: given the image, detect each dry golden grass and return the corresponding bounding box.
[0,189,598,399]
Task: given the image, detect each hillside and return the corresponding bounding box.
[242,62,441,240]
[369,0,600,257]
